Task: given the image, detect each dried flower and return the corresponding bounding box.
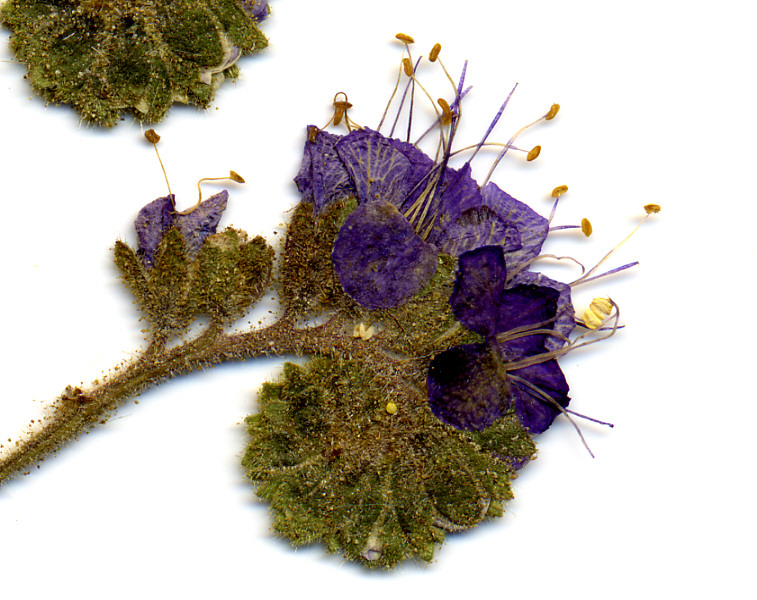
[296,128,549,309]
[428,245,571,433]
[135,191,228,268]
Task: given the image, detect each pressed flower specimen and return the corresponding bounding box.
[0,37,655,569]
[0,0,270,126]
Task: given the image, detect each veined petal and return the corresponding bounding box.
[509,271,575,352]
[427,343,511,431]
[480,182,549,273]
[176,190,228,256]
[135,195,175,269]
[332,201,437,309]
[496,284,559,357]
[510,359,570,433]
[294,127,356,215]
[449,246,507,338]
[335,129,429,208]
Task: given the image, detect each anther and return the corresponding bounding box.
[582,297,614,330]
[395,33,415,44]
[545,103,560,120]
[145,129,171,198]
[581,218,593,237]
[145,128,160,144]
[526,145,541,161]
[402,57,414,77]
[229,170,245,183]
[437,97,452,125]
[644,204,661,214]
[429,43,441,62]
[551,185,568,198]
[385,402,398,415]
[307,125,319,143]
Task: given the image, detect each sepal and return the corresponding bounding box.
[194,229,274,323]
[280,199,356,318]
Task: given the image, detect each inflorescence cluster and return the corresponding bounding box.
[0,35,657,569]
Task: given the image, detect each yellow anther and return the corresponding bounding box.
[429,43,441,62]
[386,402,398,415]
[402,57,414,77]
[395,33,415,44]
[545,103,560,120]
[229,170,245,183]
[551,185,569,198]
[644,204,661,214]
[581,218,593,237]
[145,129,161,144]
[437,97,452,124]
[307,125,319,143]
[590,297,613,315]
[353,323,376,341]
[526,145,541,161]
[581,297,614,329]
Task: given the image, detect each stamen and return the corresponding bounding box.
[482,103,559,185]
[177,171,245,215]
[545,103,560,120]
[385,402,398,415]
[464,83,518,167]
[395,33,415,44]
[547,185,569,223]
[507,374,596,458]
[581,218,593,237]
[307,125,319,143]
[389,56,422,139]
[565,409,614,428]
[571,207,660,287]
[526,145,541,161]
[429,42,441,62]
[145,128,172,198]
[572,261,639,286]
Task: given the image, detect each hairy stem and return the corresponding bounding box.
[1,312,391,486]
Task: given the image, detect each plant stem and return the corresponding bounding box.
[0,312,420,487]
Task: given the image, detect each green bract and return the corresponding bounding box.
[0,0,269,126]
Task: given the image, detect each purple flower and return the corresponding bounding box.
[427,245,572,433]
[295,127,549,309]
[135,191,228,268]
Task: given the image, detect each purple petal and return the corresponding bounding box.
[383,136,437,214]
[240,0,268,21]
[496,284,559,358]
[510,359,570,433]
[332,201,437,309]
[135,195,175,268]
[294,127,356,216]
[509,271,575,352]
[449,246,507,338]
[480,182,549,273]
[335,129,430,209]
[176,190,228,256]
[427,343,511,431]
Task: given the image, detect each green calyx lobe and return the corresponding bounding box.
[279,198,357,320]
[114,227,273,338]
[244,357,535,568]
[1,0,269,126]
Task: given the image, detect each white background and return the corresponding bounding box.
[1,1,755,598]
